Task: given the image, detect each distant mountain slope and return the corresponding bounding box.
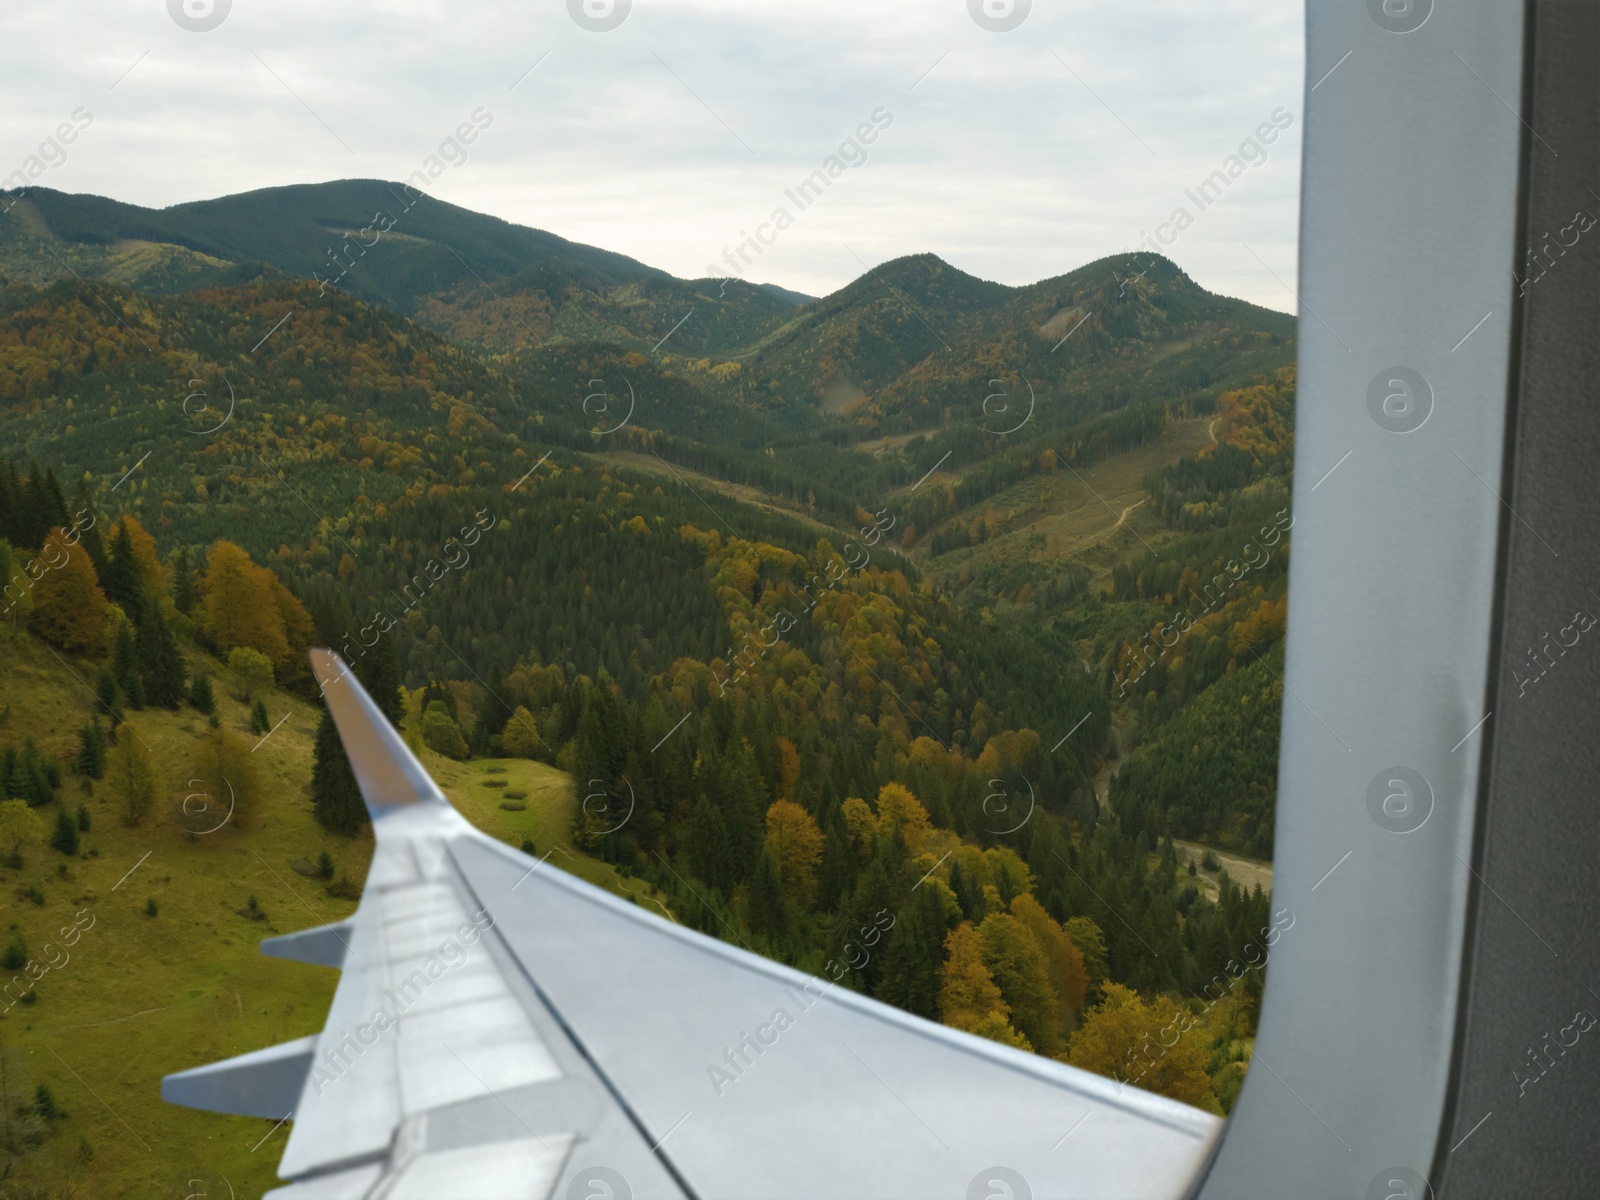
[748,250,1294,440]
[0,182,800,357]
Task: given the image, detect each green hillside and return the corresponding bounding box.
[0,181,1300,1190]
[0,629,672,1198]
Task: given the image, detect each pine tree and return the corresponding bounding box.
[251,699,270,735]
[67,478,107,579]
[0,459,17,546]
[2,741,55,807]
[113,620,143,708]
[171,546,197,615]
[188,672,216,714]
[311,711,367,835]
[76,722,106,779]
[355,631,404,724]
[102,520,140,609]
[875,884,948,1018]
[745,848,788,943]
[50,806,79,855]
[137,601,186,709]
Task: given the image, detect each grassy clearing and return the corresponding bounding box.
[0,631,661,1197]
[921,417,1214,592]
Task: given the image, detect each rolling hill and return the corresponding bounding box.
[0,179,1297,1190]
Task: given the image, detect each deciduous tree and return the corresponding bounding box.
[28,529,108,652]
[500,706,542,758]
[938,921,1007,1031]
[184,726,259,833]
[0,799,45,865]
[1066,983,1220,1112]
[107,730,159,827]
[977,910,1061,1055]
[764,799,823,905]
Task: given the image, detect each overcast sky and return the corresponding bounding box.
[0,1,1302,310]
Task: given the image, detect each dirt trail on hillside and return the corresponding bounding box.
[1174,839,1274,899]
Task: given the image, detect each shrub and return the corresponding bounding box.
[146,898,158,917]
[227,646,273,701]
[1,933,25,970]
[421,704,469,760]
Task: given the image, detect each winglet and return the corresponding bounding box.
[310,648,447,814]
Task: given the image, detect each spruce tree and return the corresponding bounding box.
[171,546,197,614]
[137,601,186,709]
[76,722,106,779]
[188,672,216,714]
[113,621,143,708]
[67,478,107,579]
[310,711,366,835]
[746,848,788,942]
[355,632,404,725]
[875,885,947,1018]
[95,667,122,722]
[50,806,79,855]
[102,520,139,609]
[0,458,17,546]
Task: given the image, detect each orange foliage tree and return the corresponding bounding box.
[764,800,823,905]
[1066,983,1221,1112]
[199,540,314,680]
[28,529,108,652]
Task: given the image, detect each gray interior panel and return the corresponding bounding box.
[1434,3,1600,1196]
[1197,3,1526,1196]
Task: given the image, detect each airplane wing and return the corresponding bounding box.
[163,651,1219,1199]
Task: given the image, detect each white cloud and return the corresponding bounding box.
[0,0,1302,310]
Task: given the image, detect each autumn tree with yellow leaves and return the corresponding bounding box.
[28,529,109,652]
[199,540,314,683]
[764,800,823,905]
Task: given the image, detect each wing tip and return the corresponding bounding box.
[310,647,447,813]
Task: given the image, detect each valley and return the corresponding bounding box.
[0,178,1294,1193]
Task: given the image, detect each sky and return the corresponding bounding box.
[0,1,1303,310]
